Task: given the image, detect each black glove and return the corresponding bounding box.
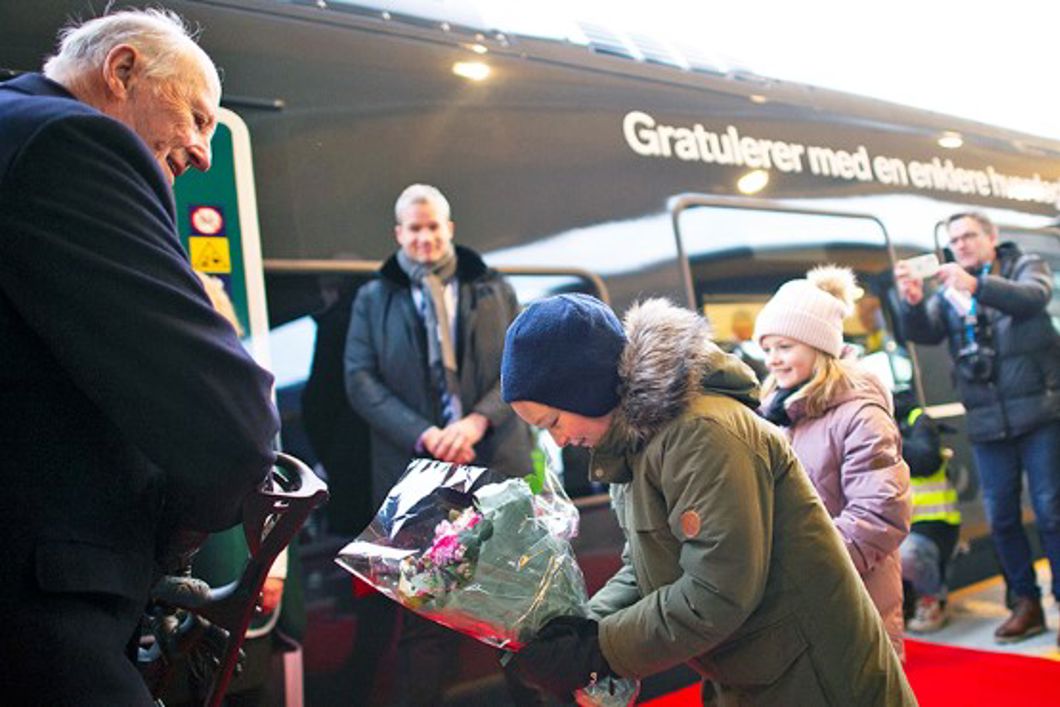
[505,615,615,700]
[150,574,213,610]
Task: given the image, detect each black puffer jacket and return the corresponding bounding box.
[344,245,533,506]
[899,242,1060,442]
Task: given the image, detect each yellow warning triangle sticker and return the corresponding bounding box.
[189,237,232,274]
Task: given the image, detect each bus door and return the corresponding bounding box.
[668,193,918,405]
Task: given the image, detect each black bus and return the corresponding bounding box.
[4,1,1059,702]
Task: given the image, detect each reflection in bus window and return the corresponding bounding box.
[1054,271,1060,334]
[269,316,317,389]
[265,270,376,535]
[675,206,914,394]
[503,273,596,303]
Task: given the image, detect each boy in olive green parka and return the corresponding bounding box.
[501,295,915,706]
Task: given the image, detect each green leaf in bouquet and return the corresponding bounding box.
[524,462,546,495]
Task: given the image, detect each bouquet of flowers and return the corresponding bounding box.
[395,505,488,608]
[335,459,638,706]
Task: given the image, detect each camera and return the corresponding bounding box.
[956,341,996,383]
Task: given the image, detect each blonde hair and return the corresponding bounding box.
[762,348,852,419]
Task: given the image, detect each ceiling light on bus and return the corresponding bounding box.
[452,61,491,81]
[737,169,769,195]
[937,131,964,149]
[463,43,489,55]
[749,94,768,104]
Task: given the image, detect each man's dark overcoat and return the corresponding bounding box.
[0,74,279,705]
[344,245,533,507]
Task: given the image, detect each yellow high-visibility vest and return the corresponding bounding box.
[907,408,961,526]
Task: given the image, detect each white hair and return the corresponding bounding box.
[394,184,451,223]
[43,8,215,89]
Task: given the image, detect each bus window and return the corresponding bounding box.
[495,267,610,306]
[264,265,378,535]
[503,274,595,302]
[673,202,914,394]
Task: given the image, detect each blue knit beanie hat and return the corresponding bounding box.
[501,293,626,417]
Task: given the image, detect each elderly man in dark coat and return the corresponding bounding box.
[0,10,278,705]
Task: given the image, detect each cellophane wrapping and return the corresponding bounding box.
[335,459,638,706]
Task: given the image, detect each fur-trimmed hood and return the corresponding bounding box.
[614,299,760,446]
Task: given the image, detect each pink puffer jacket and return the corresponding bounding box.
[764,365,912,660]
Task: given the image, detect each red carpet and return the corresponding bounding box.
[640,639,1060,706]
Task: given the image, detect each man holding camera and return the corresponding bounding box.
[894,211,1060,645]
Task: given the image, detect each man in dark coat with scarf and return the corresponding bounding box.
[895,210,1060,645]
[0,9,278,705]
[344,183,534,704]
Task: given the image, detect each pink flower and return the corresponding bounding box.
[421,508,482,571]
[427,533,462,564]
